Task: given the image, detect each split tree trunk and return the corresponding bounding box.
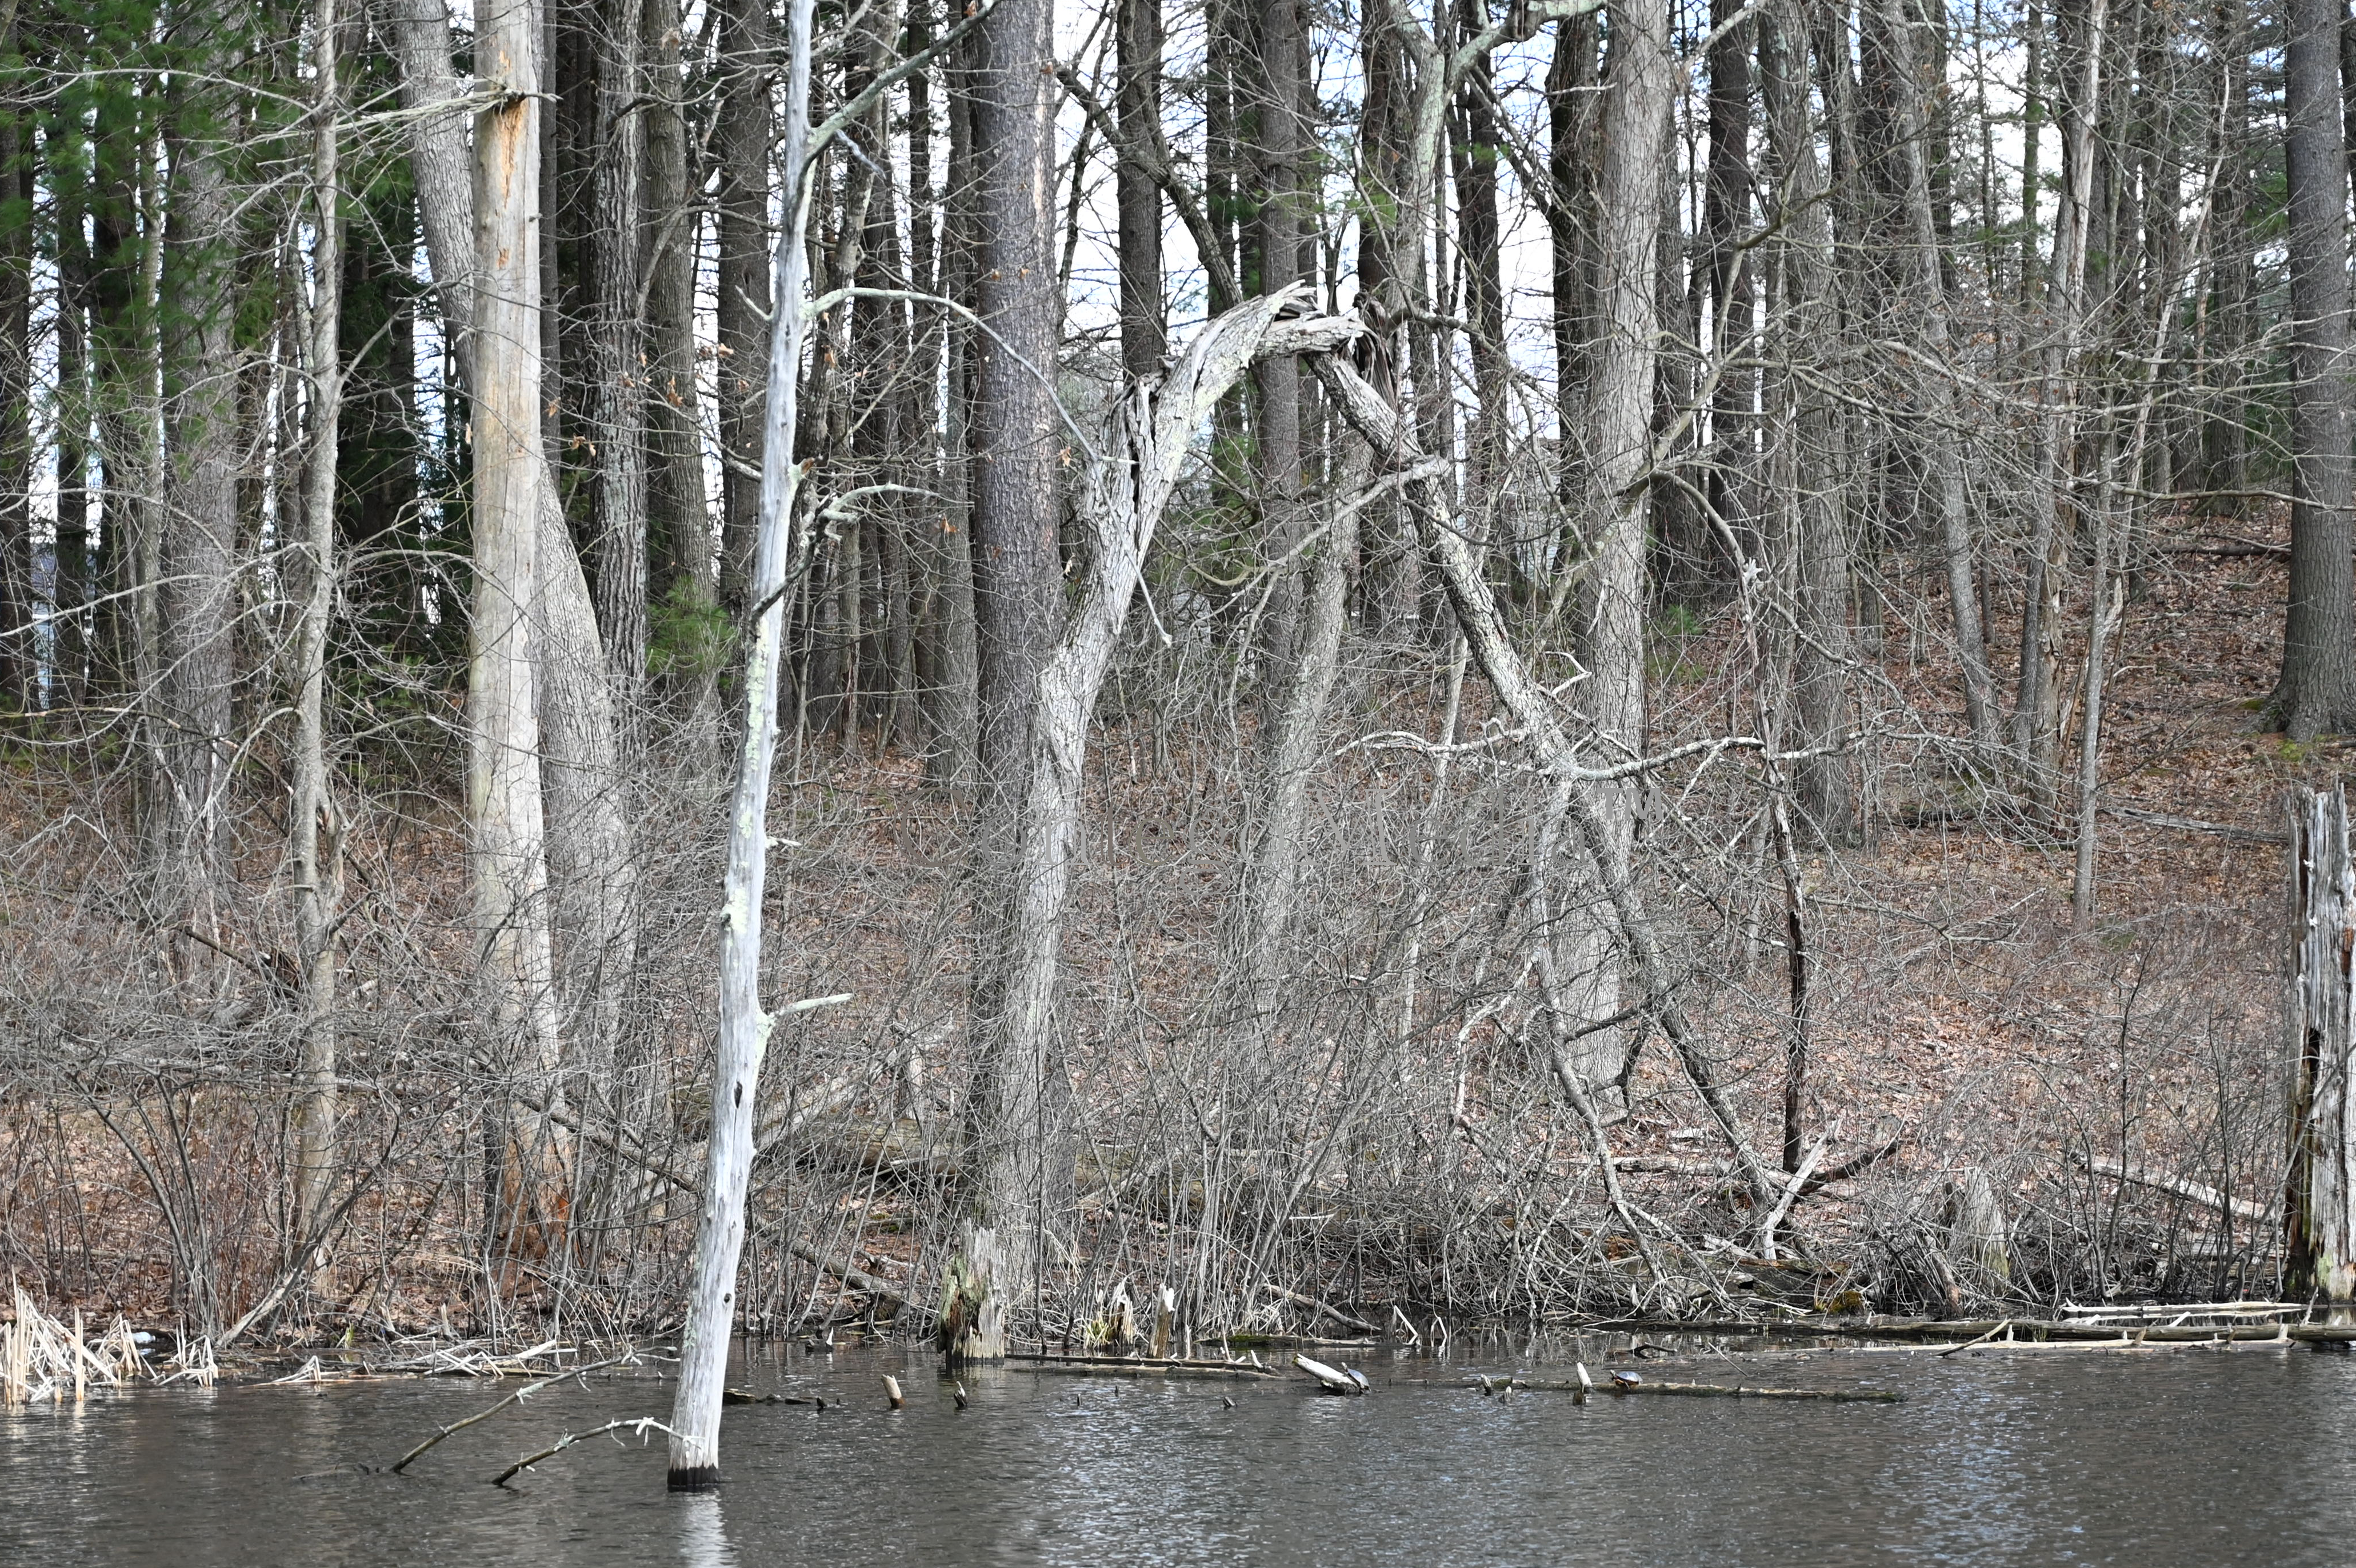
[386,0,640,1172]
[468,0,568,1242]
[950,294,1358,1363]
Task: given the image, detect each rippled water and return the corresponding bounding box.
[5,1337,2351,1566]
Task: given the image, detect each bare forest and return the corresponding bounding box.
[3,0,2354,1391]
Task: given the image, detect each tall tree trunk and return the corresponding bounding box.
[1547,9,1600,522]
[292,0,347,1270]
[1763,0,1857,842]
[0,69,27,719]
[50,170,88,712]
[2015,0,2104,800]
[156,122,239,930]
[589,0,650,689]
[669,0,817,1488]
[1872,0,1998,751]
[1116,0,1164,382]
[953,0,1067,1362]
[1251,0,1307,687]
[714,0,772,622]
[386,0,641,1161]
[1451,0,1508,513]
[2272,0,2356,736]
[926,61,982,789]
[643,0,714,690]
[1559,0,1674,1097]
[470,0,568,1246]
[1703,0,1756,575]
[1359,5,1420,634]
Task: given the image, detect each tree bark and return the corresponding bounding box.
[1547,9,1599,510]
[714,0,773,623]
[0,65,27,719]
[385,0,641,1138]
[1558,0,1673,1097]
[2271,0,2356,737]
[156,119,240,929]
[589,0,651,689]
[1763,0,1856,843]
[1116,0,1165,381]
[644,0,714,659]
[1702,0,1756,575]
[955,0,1066,1362]
[1250,0,1307,688]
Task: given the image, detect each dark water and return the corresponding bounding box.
[6,1339,2353,1566]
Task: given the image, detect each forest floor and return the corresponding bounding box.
[0,507,2337,1345]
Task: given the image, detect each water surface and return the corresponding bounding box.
[5,1339,2349,1566]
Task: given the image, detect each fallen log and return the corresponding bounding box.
[2058,1299,2295,1320]
[1009,1352,1279,1380]
[1490,1375,1901,1403]
[1582,1315,2356,1344]
[2083,1155,2271,1224]
[1294,1353,1368,1394]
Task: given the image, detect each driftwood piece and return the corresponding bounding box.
[1294,1353,1367,1394]
[2058,1299,2294,1320]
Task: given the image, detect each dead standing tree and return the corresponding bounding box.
[2288,786,2356,1303]
[669,0,821,1487]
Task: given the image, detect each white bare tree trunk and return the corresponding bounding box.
[666,0,818,1488]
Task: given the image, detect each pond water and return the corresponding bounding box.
[5,1337,2353,1566]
